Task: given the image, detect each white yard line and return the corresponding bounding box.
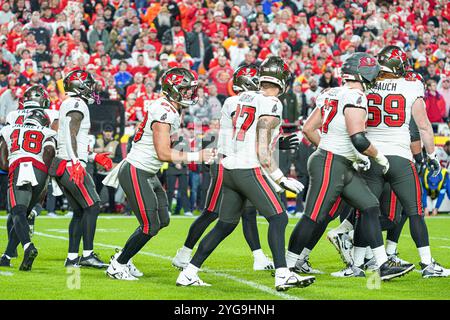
[0,226,302,300]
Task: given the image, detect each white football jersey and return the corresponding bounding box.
[57,97,91,163]
[317,86,368,161]
[0,124,56,166]
[220,91,283,169]
[366,78,424,160]
[126,97,181,174]
[6,108,59,126]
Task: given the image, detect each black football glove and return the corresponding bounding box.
[413,152,426,176]
[278,134,300,150]
[426,152,441,177]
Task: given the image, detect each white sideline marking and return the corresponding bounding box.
[439,246,450,249]
[0,271,14,277]
[0,227,301,300]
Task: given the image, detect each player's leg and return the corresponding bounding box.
[386,156,449,277]
[108,162,160,280]
[327,201,355,266]
[287,150,345,270]
[343,170,415,280]
[173,164,222,269]
[240,168,315,290]
[177,174,244,287]
[64,190,84,266]
[241,203,274,271]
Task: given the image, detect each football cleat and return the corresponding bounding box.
[293,257,324,274]
[79,252,108,269]
[0,255,11,267]
[19,243,38,271]
[420,260,450,278]
[253,255,275,271]
[327,231,353,265]
[275,272,315,291]
[363,257,378,271]
[387,252,411,267]
[111,249,143,277]
[378,260,415,281]
[64,257,80,267]
[106,258,138,281]
[172,248,191,270]
[176,271,211,287]
[331,265,365,278]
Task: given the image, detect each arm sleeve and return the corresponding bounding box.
[435,189,445,209]
[409,117,420,142]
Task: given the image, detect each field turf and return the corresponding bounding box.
[0,213,449,300]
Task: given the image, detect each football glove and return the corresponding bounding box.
[374,153,389,174]
[69,160,86,186]
[95,152,113,171]
[413,152,426,176]
[278,134,300,150]
[279,177,304,194]
[353,154,371,172]
[426,152,441,177]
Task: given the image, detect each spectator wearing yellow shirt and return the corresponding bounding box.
[222,28,238,51]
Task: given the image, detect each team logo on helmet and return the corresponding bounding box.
[359,56,377,68]
[388,48,406,63]
[237,67,257,78]
[165,73,184,85]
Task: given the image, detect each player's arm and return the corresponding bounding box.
[344,105,390,173]
[257,115,304,194]
[66,111,83,159]
[0,136,8,171]
[152,122,212,163]
[411,97,440,176]
[42,136,56,168]
[302,107,322,147]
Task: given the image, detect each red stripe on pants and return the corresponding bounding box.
[254,168,283,214]
[77,179,94,207]
[311,152,333,221]
[410,162,423,215]
[130,165,150,234]
[8,172,16,208]
[329,196,342,218]
[207,164,224,212]
[389,191,397,221]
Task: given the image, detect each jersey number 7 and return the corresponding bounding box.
[321,98,338,133]
[367,93,406,127]
[232,104,256,141]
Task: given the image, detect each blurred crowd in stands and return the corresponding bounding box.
[1,0,450,215]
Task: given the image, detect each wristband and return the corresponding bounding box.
[88,152,97,161]
[427,151,437,159]
[187,152,200,162]
[270,168,284,182]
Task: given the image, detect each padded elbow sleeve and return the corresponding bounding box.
[350,132,371,153]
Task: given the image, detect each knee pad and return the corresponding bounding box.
[216,220,238,237]
[85,203,100,215]
[11,205,27,217]
[158,207,170,229]
[267,212,289,228]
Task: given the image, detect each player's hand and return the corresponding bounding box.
[374,153,389,174]
[278,134,300,150]
[426,152,441,177]
[95,152,113,171]
[279,177,304,194]
[200,148,216,164]
[353,154,371,172]
[69,160,86,186]
[413,152,426,176]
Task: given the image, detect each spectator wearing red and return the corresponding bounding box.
[162,20,189,53]
[126,72,146,98]
[284,27,303,54]
[147,28,162,53]
[208,55,234,96]
[425,79,447,123]
[131,54,151,76]
[89,41,111,65]
[134,81,159,116]
[207,11,228,37]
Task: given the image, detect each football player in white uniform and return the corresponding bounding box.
[0,109,56,270]
[287,52,415,281]
[51,69,112,268]
[355,46,449,278]
[105,67,214,280]
[177,56,315,291]
[172,64,300,272]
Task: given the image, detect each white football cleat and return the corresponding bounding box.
[293,257,324,274]
[363,257,378,271]
[331,265,365,278]
[111,249,143,277]
[176,271,211,287]
[327,231,354,265]
[172,248,191,270]
[275,272,315,291]
[420,260,450,278]
[253,255,274,271]
[106,258,138,281]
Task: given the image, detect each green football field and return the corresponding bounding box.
[0,213,449,300]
